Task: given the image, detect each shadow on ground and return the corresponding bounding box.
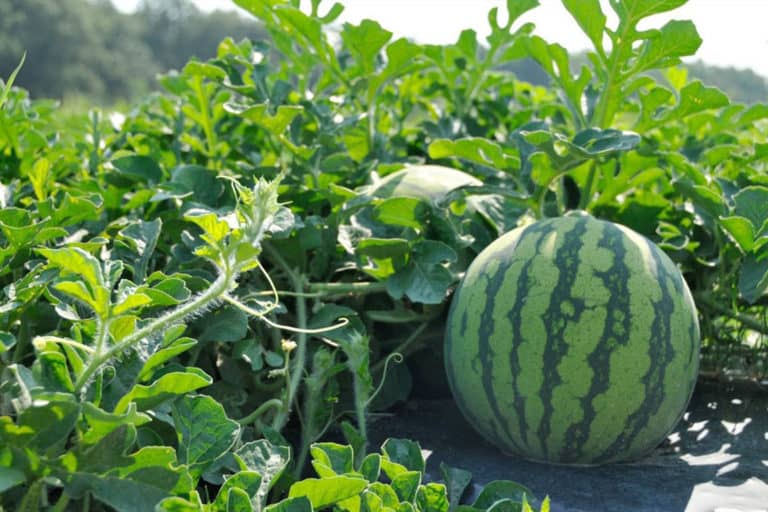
[368,381,768,512]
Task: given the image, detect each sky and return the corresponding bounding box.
[113,0,768,78]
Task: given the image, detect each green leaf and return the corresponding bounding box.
[358,238,410,260]
[386,262,452,305]
[611,0,687,22]
[28,157,51,201]
[360,454,381,483]
[81,402,151,444]
[54,280,98,311]
[235,439,291,504]
[67,473,174,512]
[109,315,138,342]
[37,247,106,309]
[486,499,523,512]
[633,20,701,73]
[17,400,80,453]
[733,186,768,236]
[48,193,102,227]
[720,216,755,253]
[183,60,227,80]
[112,155,164,184]
[374,197,429,230]
[198,306,249,343]
[343,125,371,162]
[36,351,74,393]
[428,138,520,171]
[376,38,424,88]
[166,165,226,207]
[416,483,450,512]
[341,19,392,74]
[226,487,254,512]
[112,292,152,316]
[673,179,726,218]
[361,490,384,512]
[265,496,313,512]
[472,481,536,509]
[504,0,539,25]
[145,274,193,306]
[114,219,162,283]
[367,482,400,508]
[668,81,729,120]
[0,466,25,493]
[310,443,355,476]
[174,394,240,479]
[440,463,473,512]
[739,254,768,305]
[386,242,457,305]
[381,439,425,473]
[156,495,205,512]
[139,337,198,382]
[391,471,421,503]
[288,476,368,509]
[0,331,16,355]
[224,103,304,135]
[214,471,263,511]
[114,368,213,413]
[113,445,193,494]
[571,128,640,156]
[77,424,135,474]
[0,51,25,109]
[185,211,231,246]
[561,0,605,53]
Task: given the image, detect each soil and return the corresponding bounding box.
[368,380,768,512]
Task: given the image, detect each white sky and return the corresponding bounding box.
[114,0,768,78]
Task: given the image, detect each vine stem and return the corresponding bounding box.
[236,398,283,426]
[696,293,768,336]
[371,322,429,375]
[591,19,635,128]
[307,281,387,296]
[352,369,368,466]
[73,271,232,393]
[264,243,308,431]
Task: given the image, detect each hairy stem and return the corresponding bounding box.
[73,271,232,393]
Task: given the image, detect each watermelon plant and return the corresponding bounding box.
[0,0,766,509]
[445,214,700,465]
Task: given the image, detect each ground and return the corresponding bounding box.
[369,381,768,512]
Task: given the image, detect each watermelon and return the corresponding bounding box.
[369,165,481,202]
[444,214,700,465]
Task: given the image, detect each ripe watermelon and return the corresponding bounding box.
[369,165,481,202]
[444,214,700,465]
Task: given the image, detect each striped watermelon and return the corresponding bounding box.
[369,165,481,202]
[444,214,700,465]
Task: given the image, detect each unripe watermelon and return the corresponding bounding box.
[444,215,700,465]
[369,165,481,202]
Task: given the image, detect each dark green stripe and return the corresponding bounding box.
[535,217,589,460]
[559,220,631,462]
[505,221,557,456]
[445,281,504,449]
[477,253,531,454]
[593,236,677,464]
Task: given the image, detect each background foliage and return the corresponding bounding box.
[0,0,767,104]
[1,0,767,510]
